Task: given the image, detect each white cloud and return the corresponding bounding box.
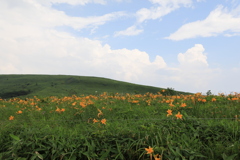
[156,44,213,92]
[114,25,143,36]
[149,0,192,7]
[136,6,172,23]
[224,33,240,37]
[0,0,166,83]
[37,0,107,6]
[136,0,192,23]
[153,56,167,69]
[0,29,167,83]
[178,44,208,67]
[124,0,192,37]
[114,0,132,2]
[38,0,133,6]
[166,5,240,40]
[0,0,125,38]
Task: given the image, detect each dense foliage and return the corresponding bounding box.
[0,91,239,160]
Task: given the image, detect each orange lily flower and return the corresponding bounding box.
[93,118,99,123]
[101,118,107,125]
[180,103,187,107]
[211,98,216,102]
[9,116,14,120]
[16,110,22,114]
[167,109,172,117]
[145,146,154,154]
[175,112,183,119]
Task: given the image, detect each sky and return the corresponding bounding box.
[1,0,240,94]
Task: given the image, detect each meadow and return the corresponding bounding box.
[0,75,189,99]
[0,91,240,160]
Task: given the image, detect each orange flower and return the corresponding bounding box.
[211,98,216,102]
[175,112,183,119]
[61,108,65,112]
[9,115,14,120]
[145,146,154,154]
[201,99,206,102]
[97,109,103,117]
[131,100,139,103]
[161,89,165,93]
[93,118,99,123]
[169,103,175,107]
[80,102,87,108]
[16,110,22,114]
[55,107,61,113]
[167,109,172,117]
[180,103,187,107]
[35,106,42,111]
[154,154,161,160]
[101,118,107,125]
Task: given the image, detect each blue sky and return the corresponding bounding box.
[1,0,240,94]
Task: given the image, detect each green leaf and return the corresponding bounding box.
[228,154,238,160]
[16,158,27,160]
[35,151,43,160]
[10,134,20,141]
[99,148,111,159]
[69,155,77,160]
[30,155,37,160]
[222,153,238,160]
[169,146,177,155]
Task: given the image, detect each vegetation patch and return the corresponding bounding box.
[0,74,192,99]
[0,91,239,160]
[0,90,31,99]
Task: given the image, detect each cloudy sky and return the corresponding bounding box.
[1,0,240,94]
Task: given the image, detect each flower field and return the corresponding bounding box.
[0,91,240,160]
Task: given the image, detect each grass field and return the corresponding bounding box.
[0,90,240,160]
[0,74,191,99]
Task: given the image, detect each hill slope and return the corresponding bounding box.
[0,74,191,98]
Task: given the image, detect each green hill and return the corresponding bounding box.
[0,74,191,99]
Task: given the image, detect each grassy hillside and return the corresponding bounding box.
[0,74,191,98]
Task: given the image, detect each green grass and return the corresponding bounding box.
[0,74,239,159]
[0,74,191,99]
[0,93,239,160]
